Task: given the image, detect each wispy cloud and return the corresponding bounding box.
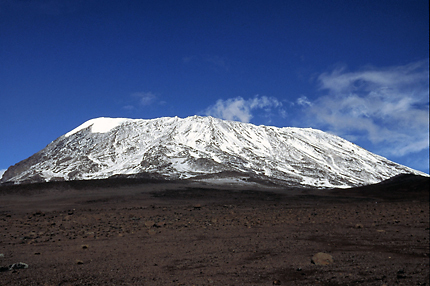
[122,91,159,112]
[132,91,157,106]
[204,95,284,123]
[296,95,312,107]
[302,60,429,157]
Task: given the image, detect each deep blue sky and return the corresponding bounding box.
[1,0,429,175]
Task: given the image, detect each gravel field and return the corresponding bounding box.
[0,175,428,285]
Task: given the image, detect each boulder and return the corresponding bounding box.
[311,252,333,266]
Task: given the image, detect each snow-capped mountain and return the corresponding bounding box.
[1,116,425,187]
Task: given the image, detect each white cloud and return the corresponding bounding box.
[204,95,283,123]
[305,60,429,157]
[296,95,312,107]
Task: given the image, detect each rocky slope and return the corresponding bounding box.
[0,116,424,187]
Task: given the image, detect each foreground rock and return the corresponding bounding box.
[311,252,334,266]
[0,262,29,272]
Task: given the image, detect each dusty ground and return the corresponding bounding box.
[0,175,428,285]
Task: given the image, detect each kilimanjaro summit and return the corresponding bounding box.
[0,116,424,187]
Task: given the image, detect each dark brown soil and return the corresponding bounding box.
[0,175,428,285]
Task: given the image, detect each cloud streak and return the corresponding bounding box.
[182,55,230,72]
[304,60,429,157]
[122,91,159,112]
[132,91,157,106]
[204,95,283,123]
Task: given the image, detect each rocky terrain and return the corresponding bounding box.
[0,174,428,285]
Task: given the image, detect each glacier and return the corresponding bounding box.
[1,116,425,187]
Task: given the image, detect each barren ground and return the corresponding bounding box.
[0,175,428,285]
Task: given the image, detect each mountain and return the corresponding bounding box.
[1,116,425,187]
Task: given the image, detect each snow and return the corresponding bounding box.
[0,169,6,179]
[65,117,129,137]
[300,176,350,189]
[3,115,427,186]
[195,177,258,186]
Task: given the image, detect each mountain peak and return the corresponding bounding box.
[1,116,424,187]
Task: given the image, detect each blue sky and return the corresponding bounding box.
[1,0,429,176]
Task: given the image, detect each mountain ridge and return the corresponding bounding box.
[1,116,425,187]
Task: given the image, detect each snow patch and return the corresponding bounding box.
[0,169,6,179]
[195,177,258,186]
[65,117,129,137]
